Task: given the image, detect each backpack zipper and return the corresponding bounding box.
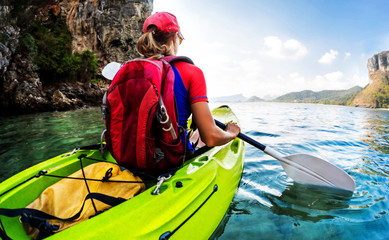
[108,85,116,93]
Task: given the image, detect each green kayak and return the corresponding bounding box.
[0,105,245,239]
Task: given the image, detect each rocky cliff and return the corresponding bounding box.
[367,51,389,73]
[61,0,152,65]
[0,0,152,115]
[352,51,389,108]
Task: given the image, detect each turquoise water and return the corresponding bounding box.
[0,107,105,181]
[0,102,388,239]
[213,102,389,240]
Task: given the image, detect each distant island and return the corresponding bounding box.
[212,94,264,103]
[212,51,389,109]
[211,87,361,105]
[274,51,389,108]
[273,86,362,105]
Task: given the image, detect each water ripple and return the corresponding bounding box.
[244,130,280,138]
[212,102,389,240]
[2,103,389,240]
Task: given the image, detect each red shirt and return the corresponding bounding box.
[173,61,208,104]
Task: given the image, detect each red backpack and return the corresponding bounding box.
[103,56,193,175]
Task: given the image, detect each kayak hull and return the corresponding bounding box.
[0,105,244,239]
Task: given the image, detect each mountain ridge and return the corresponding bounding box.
[211,94,264,102]
[274,86,363,105]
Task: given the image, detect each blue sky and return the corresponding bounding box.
[153,0,389,99]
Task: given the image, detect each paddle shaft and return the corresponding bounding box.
[215,120,266,151]
[215,119,287,163]
[215,119,294,168]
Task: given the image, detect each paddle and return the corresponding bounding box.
[102,62,121,80]
[215,120,356,192]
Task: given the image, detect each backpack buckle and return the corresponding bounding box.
[152,175,172,195]
[157,100,177,140]
[63,148,80,157]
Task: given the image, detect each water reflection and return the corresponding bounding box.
[211,182,354,239]
[210,199,252,240]
[266,183,353,222]
[361,111,389,154]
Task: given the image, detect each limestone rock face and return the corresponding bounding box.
[0,5,47,114]
[367,51,389,73]
[353,51,389,108]
[0,6,18,73]
[0,0,152,115]
[59,0,152,65]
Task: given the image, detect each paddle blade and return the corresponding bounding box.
[280,154,355,192]
[102,62,121,80]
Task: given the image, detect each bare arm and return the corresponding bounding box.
[191,102,240,147]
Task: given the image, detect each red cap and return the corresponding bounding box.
[143,12,181,35]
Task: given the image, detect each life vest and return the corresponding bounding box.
[103,56,194,175]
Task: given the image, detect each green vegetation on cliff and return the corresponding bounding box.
[373,75,389,108]
[26,18,98,83]
[274,86,362,105]
[352,51,389,108]
[10,0,98,84]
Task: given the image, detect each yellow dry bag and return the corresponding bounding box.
[23,162,145,238]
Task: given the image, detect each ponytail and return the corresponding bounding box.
[137,27,176,59]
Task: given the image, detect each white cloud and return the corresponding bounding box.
[318,49,338,64]
[345,52,351,60]
[208,41,224,49]
[311,71,345,90]
[260,36,308,60]
[240,59,262,78]
[289,72,305,84]
[352,71,368,86]
[239,50,252,55]
[324,71,344,81]
[315,71,344,82]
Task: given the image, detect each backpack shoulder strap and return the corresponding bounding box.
[162,56,194,65]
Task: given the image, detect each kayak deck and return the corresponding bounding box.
[0,105,245,239]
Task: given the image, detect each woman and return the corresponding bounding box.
[136,12,240,150]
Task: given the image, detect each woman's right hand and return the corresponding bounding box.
[225,122,241,139]
[191,102,241,147]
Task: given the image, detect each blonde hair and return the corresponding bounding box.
[137,27,176,59]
